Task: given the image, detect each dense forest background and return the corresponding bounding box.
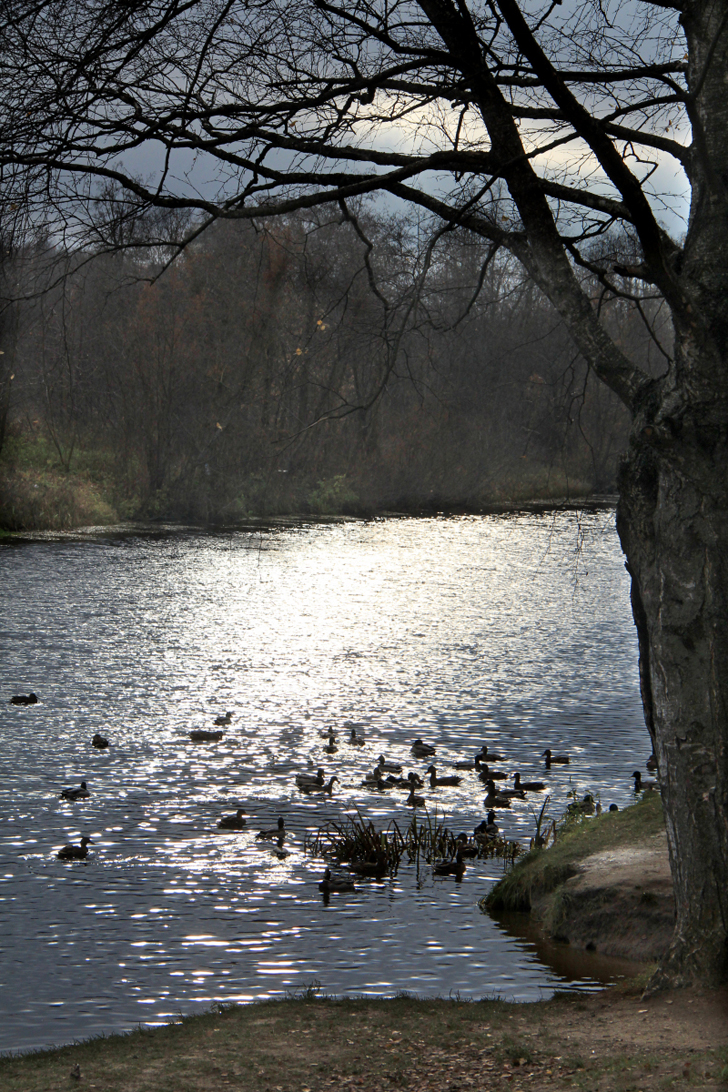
[0,205,670,530]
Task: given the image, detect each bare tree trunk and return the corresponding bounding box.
[618,410,728,986]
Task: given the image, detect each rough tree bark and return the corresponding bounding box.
[0,0,726,985]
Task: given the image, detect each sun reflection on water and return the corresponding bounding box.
[0,513,648,1051]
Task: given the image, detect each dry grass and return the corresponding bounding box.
[1,984,727,1092]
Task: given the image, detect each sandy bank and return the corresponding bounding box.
[485,793,675,963]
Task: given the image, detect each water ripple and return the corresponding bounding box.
[0,512,648,1051]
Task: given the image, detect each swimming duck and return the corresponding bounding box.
[454,833,479,858]
[542,749,570,766]
[346,728,365,747]
[483,780,514,808]
[318,868,356,894]
[91,733,109,749]
[632,770,658,792]
[190,729,224,742]
[217,808,248,830]
[270,835,290,859]
[10,693,38,705]
[426,764,462,788]
[475,759,507,781]
[405,786,426,807]
[646,753,658,772]
[475,810,500,839]
[256,817,285,840]
[295,768,325,790]
[60,781,90,801]
[513,772,546,792]
[361,771,392,791]
[478,745,504,762]
[300,774,339,796]
[411,739,436,758]
[323,732,339,754]
[348,852,387,877]
[57,836,93,860]
[214,711,233,726]
[567,793,596,816]
[377,755,403,774]
[433,849,465,878]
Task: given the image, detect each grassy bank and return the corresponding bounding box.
[0,428,606,532]
[2,985,727,1092]
[484,792,666,916]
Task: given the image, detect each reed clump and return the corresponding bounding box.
[304,809,522,872]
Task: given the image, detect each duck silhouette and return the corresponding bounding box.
[57,836,93,860]
[10,693,38,705]
[513,772,546,792]
[60,781,90,801]
[318,868,356,894]
[256,817,285,840]
[426,764,462,788]
[300,774,339,796]
[92,733,109,749]
[411,739,436,758]
[542,749,570,766]
[217,808,248,830]
[433,849,465,878]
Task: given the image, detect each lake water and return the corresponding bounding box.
[0,510,649,1053]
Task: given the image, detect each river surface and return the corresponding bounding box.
[0,511,649,1052]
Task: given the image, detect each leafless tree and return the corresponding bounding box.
[1,0,725,987]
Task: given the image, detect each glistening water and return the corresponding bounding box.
[0,511,649,1053]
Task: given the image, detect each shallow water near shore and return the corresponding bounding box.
[0,511,649,1052]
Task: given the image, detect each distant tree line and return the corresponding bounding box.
[0,207,669,526]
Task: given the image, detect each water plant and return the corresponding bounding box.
[303,809,522,871]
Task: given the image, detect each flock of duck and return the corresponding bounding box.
[11,693,659,884]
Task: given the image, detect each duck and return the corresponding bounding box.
[477,745,504,762]
[426,764,462,788]
[542,749,570,766]
[361,772,392,791]
[295,767,325,790]
[214,711,233,726]
[60,781,90,801]
[513,772,546,792]
[646,753,658,772]
[632,770,658,792]
[405,786,426,807]
[270,835,290,859]
[10,692,38,705]
[91,733,109,749]
[346,728,365,747]
[486,777,524,799]
[475,759,507,781]
[256,817,285,840]
[323,732,339,754]
[377,755,403,774]
[454,833,479,858]
[217,808,248,830]
[348,852,387,877]
[567,793,596,816]
[190,729,223,742]
[475,810,500,839]
[411,738,436,758]
[318,868,356,894]
[57,836,93,860]
[483,780,514,808]
[300,774,339,796]
[433,849,465,878]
